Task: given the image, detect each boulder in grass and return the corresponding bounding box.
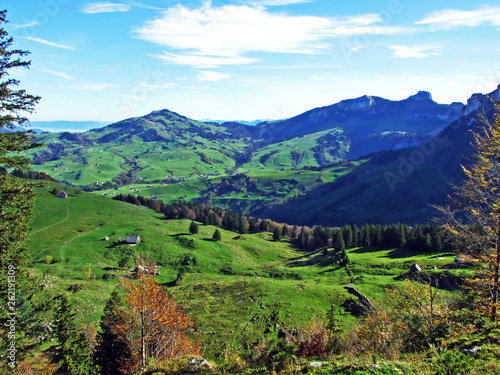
[188,358,212,371]
[410,263,421,273]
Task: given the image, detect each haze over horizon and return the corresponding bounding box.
[6,0,500,123]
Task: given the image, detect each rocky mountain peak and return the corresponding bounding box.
[407,91,433,101]
[337,95,375,112]
[463,86,500,117]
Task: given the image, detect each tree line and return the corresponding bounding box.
[113,194,450,254]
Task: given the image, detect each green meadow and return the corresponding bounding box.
[28,183,461,358]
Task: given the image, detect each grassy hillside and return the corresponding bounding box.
[28,183,460,360]
[20,94,465,228]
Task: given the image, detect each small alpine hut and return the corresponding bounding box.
[126,235,140,245]
[55,191,68,198]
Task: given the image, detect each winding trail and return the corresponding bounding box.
[30,199,71,236]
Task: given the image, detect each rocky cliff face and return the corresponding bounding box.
[257,86,500,227]
[253,91,465,158]
[463,85,500,117]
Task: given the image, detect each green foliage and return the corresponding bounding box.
[273,227,282,242]
[432,348,472,375]
[189,220,200,234]
[213,229,222,241]
[53,294,97,374]
[94,291,135,375]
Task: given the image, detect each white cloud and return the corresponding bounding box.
[135,2,411,67]
[12,21,38,29]
[138,81,176,89]
[41,69,73,80]
[81,2,131,14]
[68,82,113,91]
[154,52,256,68]
[416,5,500,30]
[388,45,440,59]
[197,71,232,82]
[246,0,311,6]
[24,37,75,50]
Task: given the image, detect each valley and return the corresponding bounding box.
[10,87,500,374]
[24,89,480,227]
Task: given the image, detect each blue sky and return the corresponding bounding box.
[4,0,500,122]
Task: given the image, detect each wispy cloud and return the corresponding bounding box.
[135,2,411,67]
[68,82,113,91]
[138,81,176,89]
[197,71,232,82]
[416,5,500,30]
[388,45,440,59]
[41,69,73,80]
[24,37,75,50]
[11,21,38,29]
[154,52,256,69]
[81,2,131,14]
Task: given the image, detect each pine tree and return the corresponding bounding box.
[94,291,135,375]
[213,229,222,241]
[189,221,199,234]
[238,216,247,234]
[273,227,282,242]
[298,227,308,249]
[0,10,47,366]
[53,295,96,374]
[332,230,345,252]
[259,219,270,232]
[342,225,353,249]
[281,224,289,237]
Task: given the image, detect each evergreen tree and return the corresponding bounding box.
[248,217,259,232]
[238,216,247,234]
[189,221,199,234]
[342,225,353,249]
[0,10,47,366]
[94,292,135,375]
[360,225,370,246]
[213,229,222,241]
[298,227,308,250]
[352,224,360,247]
[332,230,346,252]
[431,229,443,252]
[313,225,329,247]
[53,295,96,374]
[291,225,298,240]
[259,219,270,232]
[370,224,383,246]
[281,224,289,237]
[273,227,282,242]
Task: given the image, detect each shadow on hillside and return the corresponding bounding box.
[102,266,119,271]
[105,241,126,249]
[168,233,191,237]
[349,246,421,259]
[287,248,347,268]
[348,246,383,254]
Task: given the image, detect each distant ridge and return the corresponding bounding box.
[30,121,109,133]
[257,86,500,226]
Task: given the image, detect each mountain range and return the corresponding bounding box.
[24,87,500,226]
